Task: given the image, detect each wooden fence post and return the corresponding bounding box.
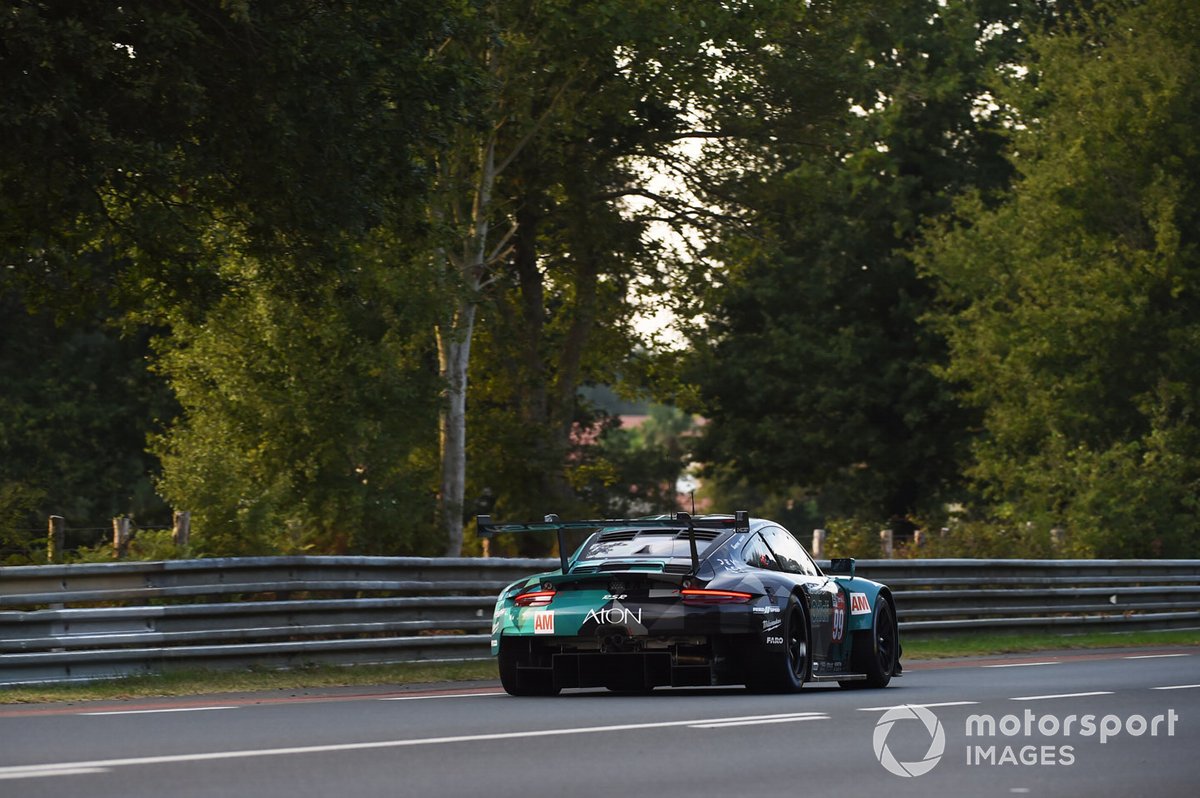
[113,517,132,559]
[173,511,191,549]
[47,515,65,564]
[880,528,894,558]
[811,529,826,559]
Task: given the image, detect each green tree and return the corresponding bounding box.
[0,287,173,561]
[1,1,463,309]
[687,0,1026,525]
[152,244,444,556]
[2,2,474,556]
[433,0,809,547]
[919,0,1200,556]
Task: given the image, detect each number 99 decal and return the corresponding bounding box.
[832,591,846,644]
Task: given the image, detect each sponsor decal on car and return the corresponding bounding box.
[533,610,555,634]
[584,607,643,625]
[850,592,871,615]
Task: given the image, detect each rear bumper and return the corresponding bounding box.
[502,633,752,690]
[551,652,711,689]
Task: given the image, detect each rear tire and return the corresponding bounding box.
[841,598,897,689]
[745,595,809,693]
[498,637,560,696]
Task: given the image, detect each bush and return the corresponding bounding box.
[68,528,193,563]
[907,519,1060,559]
[822,518,883,559]
[820,515,1069,560]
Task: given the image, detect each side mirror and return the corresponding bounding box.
[827,557,856,577]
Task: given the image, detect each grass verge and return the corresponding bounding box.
[0,660,500,705]
[903,628,1200,660]
[3,629,1197,705]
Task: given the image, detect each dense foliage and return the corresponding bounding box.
[686,0,1024,527]
[2,0,1195,560]
[0,290,173,561]
[918,0,1200,556]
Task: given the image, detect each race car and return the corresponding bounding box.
[478,511,901,695]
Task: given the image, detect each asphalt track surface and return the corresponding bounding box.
[2,646,1198,798]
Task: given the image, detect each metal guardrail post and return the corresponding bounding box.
[47,516,64,564]
[173,511,191,549]
[811,529,826,559]
[113,517,132,559]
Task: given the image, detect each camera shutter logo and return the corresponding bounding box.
[873,705,946,777]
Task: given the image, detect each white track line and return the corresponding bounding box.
[1152,684,1200,691]
[982,661,1061,668]
[0,713,845,780]
[79,706,237,717]
[691,713,828,729]
[378,693,504,701]
[1124,653,1190,660]
[1009,691,1113,701]
[857,701,979,711]
[0,767,110,781]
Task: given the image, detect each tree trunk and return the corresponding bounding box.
[437,305,476,557]
[434,129,496,556]
[429,28,573,554]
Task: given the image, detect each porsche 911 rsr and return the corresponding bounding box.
[478,512,901,696]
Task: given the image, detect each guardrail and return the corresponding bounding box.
[850,559,1200,636]
[0,557,546,686]
[2,557,1198,686]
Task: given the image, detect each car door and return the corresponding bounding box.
[759,525,842,663]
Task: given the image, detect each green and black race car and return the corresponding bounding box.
[479,512,901,696]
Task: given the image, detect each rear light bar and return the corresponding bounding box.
[513,590,556,607]
[680,588,754,605]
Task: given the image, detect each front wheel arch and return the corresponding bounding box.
[851,592,898,688]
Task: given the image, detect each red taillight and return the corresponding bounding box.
[514,589,556,607]
[680,588,754,605]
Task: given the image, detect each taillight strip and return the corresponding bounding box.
[680,588,754,604]
[513,590,556,606]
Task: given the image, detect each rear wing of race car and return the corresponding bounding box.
[476,511,751,575]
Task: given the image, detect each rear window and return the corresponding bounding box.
[577,529,718,561]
